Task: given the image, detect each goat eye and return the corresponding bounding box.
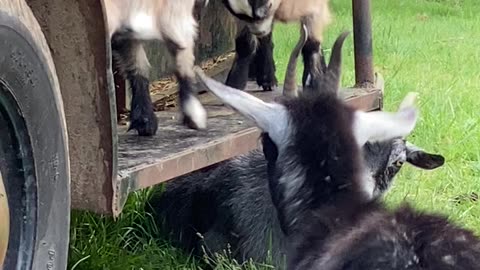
[395,160,404,167]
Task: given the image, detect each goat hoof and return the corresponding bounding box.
[259,77,277,91]
[262,83,275,91]
[181,97,207,130]
[183,116,199,129]
[257,73,277,92]
[183,115,207,130]
[128,108,158,136]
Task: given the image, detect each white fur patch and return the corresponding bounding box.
[129,12,160,40]
[183,96,207,129]
[228,0,253,17]
[248,15,274,36]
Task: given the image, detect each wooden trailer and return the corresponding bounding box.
[0,0,382,269]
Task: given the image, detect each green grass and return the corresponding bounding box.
[68,0,480,269]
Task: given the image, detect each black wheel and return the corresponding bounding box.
[0,1,70,269]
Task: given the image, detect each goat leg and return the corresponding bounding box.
[167,41,207,130]
[226,26,257,90]
[253,32,278,91]
[248,54,257,80]
[111,32,158,136]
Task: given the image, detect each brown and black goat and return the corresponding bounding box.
[222,0,332,93]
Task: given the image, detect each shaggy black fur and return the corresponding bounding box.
[267,93,367,236]
[288,201,480,270]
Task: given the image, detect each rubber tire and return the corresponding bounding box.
[0,1,70,270]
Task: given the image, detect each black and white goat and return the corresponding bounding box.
[104,0,208,136]
[223,0,331,92]
[190,32,480,269]
[150,141,445,267]
[148,27,445,268]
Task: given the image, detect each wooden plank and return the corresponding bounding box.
[115,83,382,205]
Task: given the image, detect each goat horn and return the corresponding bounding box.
[324,31,350,91]
[282,22,309,97]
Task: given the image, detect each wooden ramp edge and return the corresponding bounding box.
[116,82,382,199]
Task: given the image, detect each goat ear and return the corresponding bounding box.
[194,67,288,143]
[405,142,445,169]
[353,92,419,146]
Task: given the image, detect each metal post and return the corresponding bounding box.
[352,0,375,87]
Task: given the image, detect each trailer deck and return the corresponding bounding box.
[115,81,382,210]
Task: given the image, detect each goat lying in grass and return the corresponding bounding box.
[103,0,208,136]
[223,0,332,92]
[148,27,445,268]
[189,31,480,270]
[150,143,444,267]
